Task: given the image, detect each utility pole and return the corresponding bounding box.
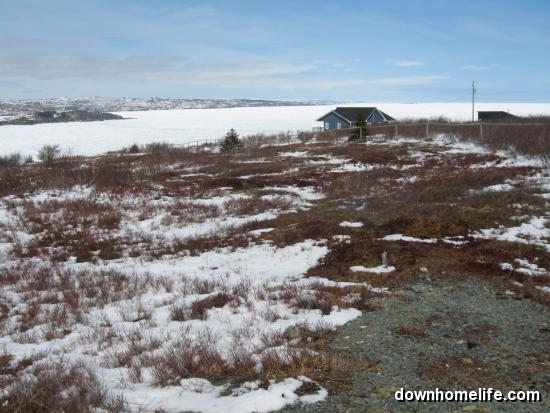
[472,80,477,122]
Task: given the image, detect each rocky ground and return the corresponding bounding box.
[281,276,549,412]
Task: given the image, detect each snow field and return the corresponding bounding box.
[1,102,550,156]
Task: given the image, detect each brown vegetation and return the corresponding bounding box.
[0,125,548,407]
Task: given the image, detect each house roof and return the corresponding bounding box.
[478,111,518,120]
[378,110,396,122]
[317,106,395,122]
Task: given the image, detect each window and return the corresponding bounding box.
[324,122,330,130]
[337,122,342,129]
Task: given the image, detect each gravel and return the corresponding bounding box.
[281,276,549,412]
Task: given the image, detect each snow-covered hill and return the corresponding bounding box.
[0,97,328,117]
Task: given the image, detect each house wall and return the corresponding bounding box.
[318,113,351,130]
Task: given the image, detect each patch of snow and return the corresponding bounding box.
[262,186,325,202]
[339,221,363,228]
[260,140,300,148]
[381,234,437,243]
[278,151,308,158]
[234,159,271,164]
[350,265,396,274]
[329,163,372,173]
[249,228,274,236]
[307,156,348,166]
[483,183,514,192]
[500,263,514,271]
[442,236,467,245]
[514,258,548,276]
[432,134,488,154]
[0,206,15,225]
[238,168,299,180]
[123,376,327,413]
[332,235,351,243]
[25,185,95,203]
[474,217,550,251]
[192,193,249,207]
[473,154,543,169]
[123,210,280,242]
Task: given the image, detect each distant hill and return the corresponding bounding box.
[0,110,124,126]
[0,97,331,117]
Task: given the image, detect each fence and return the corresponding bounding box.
[366,121,550,159]
[366,121,546,139]
[171,130,306,151]
[164,122,549,160]
[172,138,224,149]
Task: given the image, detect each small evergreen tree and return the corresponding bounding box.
[348,113,367,141]
[356,113,366,139]
[128,143,140,154]
[220,129,242,152]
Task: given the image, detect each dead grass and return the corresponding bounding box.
[102,329,163,379]
[368,121,550,161]
[224,195,294,216]
[151,328,228,386]
[274,282,386,315]
[0,356,125,413]
[170,292,233,321]
[0,128,549,407]
[0,263,167,341]
[257,346,370,392]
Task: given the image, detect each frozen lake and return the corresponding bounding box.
[1,102,549,157]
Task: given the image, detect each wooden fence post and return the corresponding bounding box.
[479,123,484,142]
[539,125,546,153]
[426,123,430,138]
[395,124,398,138]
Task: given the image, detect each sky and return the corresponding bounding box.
[0,0,549,102]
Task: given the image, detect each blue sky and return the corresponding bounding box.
[1,0,549,101]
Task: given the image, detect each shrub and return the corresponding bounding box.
[0,153,23,167]
[37,144,61,163]
[0,358,125,412]
[170,292,233,321]
[0,165,25,193]
[151,329,227,385]
[144,142,172,153]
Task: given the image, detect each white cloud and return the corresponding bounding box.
[461,64,495,71]
[385,59,425,67]
[181,63,317,81]
[369,75,447,86]
[0,49,448,94]
[0,52,317,83]
[254,75,449,91]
